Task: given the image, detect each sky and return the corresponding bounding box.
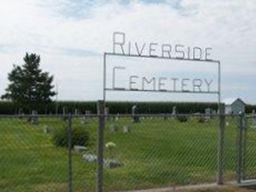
[0,0,255,103]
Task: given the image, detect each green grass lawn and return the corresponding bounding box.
[0,115,256,192]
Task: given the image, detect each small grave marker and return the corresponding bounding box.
[105,107,109,117]
[109,123,117,133]
[80,110,91,124]
[115,113,119,122]
[172,106,176,116]
[83,154,97,162]
[62,107,68,120]
[63,107,66,115]
[251,110,256,128]
[74,145,87,153]
[43,125,49,134]
[31,110,39,124]
[205,108,211,120]
[132,105,140,123]
[104,159,122,169]
[85,110,91,115]
[123,124,131,133]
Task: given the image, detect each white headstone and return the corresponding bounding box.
[74,145,87,153]
[123,125,131,133]
[62,107,66,115]
[105,107,109,116]
[115,113,119,122]
[172,106,176,116]
[80,117,87,124]
[252,110,256,128]
[252,119,256,128]
[109,123,117,133]
[84,110,91,122]
[31,110,39,124]
[43,125,49,134]
[205,108,211,120]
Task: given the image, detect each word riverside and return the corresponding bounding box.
[112,32,213,60]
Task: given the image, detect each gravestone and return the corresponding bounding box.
[80,110,91,124]
[105,107,109,116]
[105,107,109,120]
[80,116,87,124]
[18,108,25,119]
[62,107,68,120]
[205,108,211,120]
[123,124,131,133]
[172,106,176,116]
[80,110,90,124]
[132,105,140,123]
[74,145,87,153]
[252,119,256,128]
[252,110,256,128]
[18,108,23,115]
[104,159,122,169]
[62,107,66,115]
[83,154,97,162]
[43,125,49,134]
[74,109,79,116]
[85,110,91,116]
[115,113,119,122]
[31,110,39,124]
[109,123,117,133]
[82,154,123,168]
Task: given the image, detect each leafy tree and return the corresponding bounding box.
[2,53,56,113]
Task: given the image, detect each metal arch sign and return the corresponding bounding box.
[103,32,221,103]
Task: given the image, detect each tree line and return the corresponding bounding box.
[0,100,255,115]
[1,53,255,115]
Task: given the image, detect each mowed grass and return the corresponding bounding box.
[0,115,256,192]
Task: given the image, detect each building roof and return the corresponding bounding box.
[223,98,246,105]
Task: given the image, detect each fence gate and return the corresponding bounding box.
[237,114,256,184]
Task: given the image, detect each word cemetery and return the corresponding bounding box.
[112,67,213,93]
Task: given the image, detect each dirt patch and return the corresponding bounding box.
[126,184,256,192]
[184,186,256,192]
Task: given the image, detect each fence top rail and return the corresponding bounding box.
[0,113,244,118]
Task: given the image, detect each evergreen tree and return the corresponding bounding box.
[2,53,56,112]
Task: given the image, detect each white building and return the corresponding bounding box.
[223,98,246,115]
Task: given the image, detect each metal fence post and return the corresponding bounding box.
[97,101,105,192]
[237,112,245,184]
[217,104,225,185]
[242,115,247,181]
[68,113,73,192]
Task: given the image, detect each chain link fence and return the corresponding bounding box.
[242,114,256,181]
[0,113,256,191]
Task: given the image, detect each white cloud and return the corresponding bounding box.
[0,0,255,102]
